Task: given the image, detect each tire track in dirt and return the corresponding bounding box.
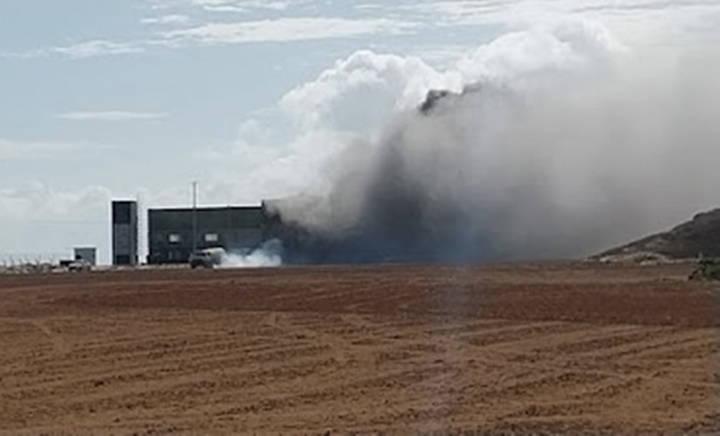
[0,318,70,355]
[1,341,333,401]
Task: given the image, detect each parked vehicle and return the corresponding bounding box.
[189,247,226,269]
[68,259,92,272]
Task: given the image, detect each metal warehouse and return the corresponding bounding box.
[148,206,267,264]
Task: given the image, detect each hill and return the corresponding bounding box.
[595,208,720,262]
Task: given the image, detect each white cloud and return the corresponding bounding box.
[53,40,145,59]
[162,17,417,45]
[0,139,84,160]
[280,50,459,134]
[200,1,293,13]
[10,0,719,62]
[0,183,113,262]
[402,0,720,47]
[0,49,48,60]
[280,21,622,134]
[141,14,190,25]
[3,41,145,61]
[404,44,478,69]
[0,183,111,221]
[193,0,290,7]
[150,0,300,13]
[57,111,168,122]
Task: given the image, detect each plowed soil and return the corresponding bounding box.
[0,263,718,434]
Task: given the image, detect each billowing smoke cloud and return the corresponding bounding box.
[220,239,283,268]
[258,20,720,263]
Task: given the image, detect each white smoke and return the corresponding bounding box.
[219,239,283,268]
[254,20,720,262]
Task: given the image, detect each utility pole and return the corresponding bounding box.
[192,181,198,253]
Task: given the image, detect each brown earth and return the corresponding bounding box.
[0,262,718,434]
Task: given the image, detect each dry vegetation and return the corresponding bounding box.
[0,263,718,434]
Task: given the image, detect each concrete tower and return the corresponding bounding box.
[112,200,138,266]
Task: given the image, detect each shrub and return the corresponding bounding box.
[690,258,720,281]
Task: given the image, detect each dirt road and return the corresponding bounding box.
[0,263,718,434]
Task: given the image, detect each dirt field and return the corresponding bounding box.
[0,262,718,434]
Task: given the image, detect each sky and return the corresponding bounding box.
[1,0,718,263]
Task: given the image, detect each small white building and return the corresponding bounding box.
[74,247,97,266]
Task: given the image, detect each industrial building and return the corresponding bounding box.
[112,200,139,266]
[147,206,267,264]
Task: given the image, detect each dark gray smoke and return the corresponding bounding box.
[270,44,720,264]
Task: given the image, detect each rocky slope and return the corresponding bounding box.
[595,208,720,262]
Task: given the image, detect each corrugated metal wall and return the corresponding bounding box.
[147,207,266,264]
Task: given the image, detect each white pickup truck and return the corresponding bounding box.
[189,247,226,269]
[68,259,92,272]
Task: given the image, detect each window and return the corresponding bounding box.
[169,234,181,243]
[205,233,219,243]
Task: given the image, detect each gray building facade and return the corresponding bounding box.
[112,200,139,266]
[148,206,266,264]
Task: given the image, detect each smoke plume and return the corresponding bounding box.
[220,239,283,268]
[268,21,720,263]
